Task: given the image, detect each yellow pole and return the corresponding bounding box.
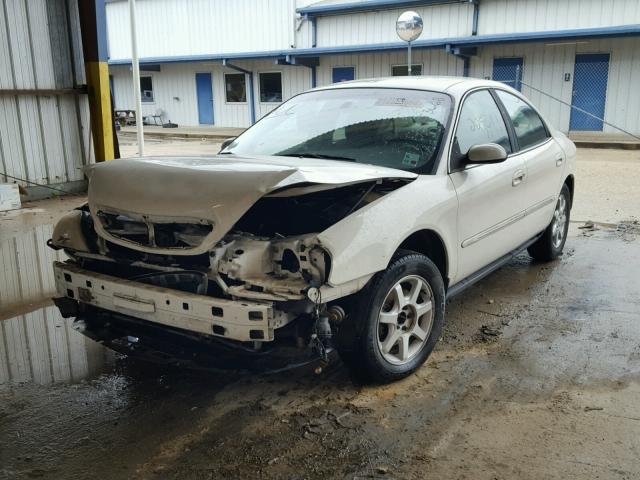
[78,0,116,161]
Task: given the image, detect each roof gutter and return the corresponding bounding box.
[297,0,464,17]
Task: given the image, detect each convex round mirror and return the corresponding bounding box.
[396,11,423,42]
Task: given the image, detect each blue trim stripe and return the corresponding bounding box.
[297,0,462,17]
[96,0,109,62]
[108,24,640,66]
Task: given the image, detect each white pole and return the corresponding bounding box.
[129,0,144,156]
[408,41,412,76]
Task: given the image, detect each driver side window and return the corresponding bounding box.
[452,90,511,169]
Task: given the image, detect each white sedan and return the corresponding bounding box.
[50,77,575,382]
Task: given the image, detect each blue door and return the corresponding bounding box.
[332,67,355,83]
[569,53,610,131]
[492,57,524,91]
[196,73,214,125]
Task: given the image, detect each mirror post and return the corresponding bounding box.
[396,11,423,77]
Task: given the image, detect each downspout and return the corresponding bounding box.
[311,16,317,48]
[472,0,479,36]
[222,59,256,125]
[452,0,478,77]
[310,65,317,88]
[463,57,470,77]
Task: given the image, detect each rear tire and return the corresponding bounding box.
[337,251,445,383]
[528,184,571,261]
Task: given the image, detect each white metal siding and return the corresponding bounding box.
[478,0,640,34]
[316,2,474,47]
[111,60,311,127]
[316,49,463,85]
[0,306,109,385]
[111,50,462,127]
[0,224,67,311]
[469,38,640,134]
[0,0,91,189]
[106,0,298,61]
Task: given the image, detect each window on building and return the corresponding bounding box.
[452,90,511,168]
[391,64,423,76]
[225,73,246,103]
[332,66,355,83]
[140,76,154,103]
[259,72,282,102]
[495,90,549,150]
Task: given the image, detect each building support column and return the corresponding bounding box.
[446,45,477,77]
[78,0,115,161]
[278,56,320,89]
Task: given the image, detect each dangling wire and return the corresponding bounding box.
[0,172,77,195]
[504,77,640,142]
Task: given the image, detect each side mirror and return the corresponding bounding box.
[467,143,508,164]
[219,137,237,153]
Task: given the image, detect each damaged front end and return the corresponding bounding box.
[48,156,415,366]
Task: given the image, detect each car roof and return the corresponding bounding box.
[314,76,514,98]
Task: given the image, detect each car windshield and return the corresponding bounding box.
[222,88,451,173]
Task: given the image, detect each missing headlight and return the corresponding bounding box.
[281,248,300,273]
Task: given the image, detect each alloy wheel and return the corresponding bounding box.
[551,193,568,249]
[376,275,434,365]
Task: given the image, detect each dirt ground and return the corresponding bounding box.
[1,143,639,480]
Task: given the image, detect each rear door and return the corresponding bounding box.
[449,89,530,281]
[494,89,564,235]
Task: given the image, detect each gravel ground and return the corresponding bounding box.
[0,143,638,480]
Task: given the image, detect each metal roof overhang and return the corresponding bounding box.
[297,0,467,17]
[108,24,640,66]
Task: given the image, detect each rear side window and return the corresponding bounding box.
[453,90,511,164]
[496,90,548,150]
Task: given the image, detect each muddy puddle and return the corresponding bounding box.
[1,218,639,479]
[0,305,115,386]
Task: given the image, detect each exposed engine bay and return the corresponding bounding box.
[49,156,415,362]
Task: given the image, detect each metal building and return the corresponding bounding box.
[0,0,93,197]
[98,0,640,134]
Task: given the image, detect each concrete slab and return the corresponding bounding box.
[118,125,244,141]
[569,132,640,150]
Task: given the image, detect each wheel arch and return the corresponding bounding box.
[564,174,575,208]
[395,229,449,287]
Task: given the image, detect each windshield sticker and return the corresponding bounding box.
[402,152,420,167]
[376,97,423,107]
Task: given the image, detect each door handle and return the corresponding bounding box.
[555,153,564,167]
[512,170,526,187]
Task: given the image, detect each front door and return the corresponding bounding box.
[569,53,610,131]
[449,90,530,282]
[493,57,524,91]
[196,73,214,125]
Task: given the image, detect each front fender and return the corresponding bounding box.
[317,175,458,286]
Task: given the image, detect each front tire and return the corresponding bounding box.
[528,183,571,261]
[337,252,445,383]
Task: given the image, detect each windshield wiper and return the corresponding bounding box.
[280,152,357,162]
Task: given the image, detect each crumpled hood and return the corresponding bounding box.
[86,154,417,254]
